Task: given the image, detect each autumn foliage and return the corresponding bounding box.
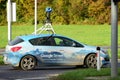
[0,0,120,25]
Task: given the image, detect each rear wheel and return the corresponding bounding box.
[85,54,97,68]
[20,55,36,70]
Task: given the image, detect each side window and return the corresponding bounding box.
[75,42,84,47]
[54,38,64,46]
[29,37,52,46]
[54,37,75,47]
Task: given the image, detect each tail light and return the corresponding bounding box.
[11,46,22,52]
[96,53,98,57]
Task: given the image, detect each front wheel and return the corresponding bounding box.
[85,54,97,68]
[20,55,36,70]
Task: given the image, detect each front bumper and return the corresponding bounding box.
[102,55,110,65]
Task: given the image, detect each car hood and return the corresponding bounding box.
[84,45,97,50]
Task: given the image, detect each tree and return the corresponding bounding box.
[52,0,70,24]
[16,0,34,23]
[0,0,119,25]
[0,0,7,25]
[88,0,111,24]
[68,0,90,24]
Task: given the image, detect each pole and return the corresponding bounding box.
[34,0,37,34]
[97,47,101,71]
[111,0,118,77]
[7,0,12,42]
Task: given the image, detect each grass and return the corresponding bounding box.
[0,55,4,65]
[0,24,34,48]
[108,49,120,59]
[51,68,120,80]
[1,24,120,48]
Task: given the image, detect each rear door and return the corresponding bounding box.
[29,36,65,64]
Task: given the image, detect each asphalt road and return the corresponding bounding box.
[0,62,120,80]
[0,65,76,80]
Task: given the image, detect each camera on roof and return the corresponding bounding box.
[46,7,52,13]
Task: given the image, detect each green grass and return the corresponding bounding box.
[108,49,120,59]
[51,68,120,80]
[1,24,120,48]
[0,55,4,65]
[55,25,112,46]
[0,24,35,48]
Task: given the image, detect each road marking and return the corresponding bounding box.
[118,59,120,62]
[15,74,59,80]
[16,77,49,80]
[48,74,59,77]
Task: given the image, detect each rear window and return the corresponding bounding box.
[8,37,24,46]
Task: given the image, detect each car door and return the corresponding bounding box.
[28,36,51,63]
[29,36,66,64]
[52,36,85,65]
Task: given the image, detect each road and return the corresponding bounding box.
[0,62,120,80]
[0,65,76,80]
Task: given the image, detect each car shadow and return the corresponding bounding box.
[34,66,77,70]
[8,64,111,71]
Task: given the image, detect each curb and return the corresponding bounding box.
[0,49,5,55]
[118,59,120,62]
[85,76,110,80]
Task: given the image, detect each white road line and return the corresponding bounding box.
[15,74,59,80]
[16,77,49,80]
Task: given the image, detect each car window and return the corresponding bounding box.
[54,38,64,46]
[54,37,84,47]
[54,37,75,47]
[29,37,53,46]
[9,37,24,46]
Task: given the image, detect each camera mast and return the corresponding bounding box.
[32,7,55,34]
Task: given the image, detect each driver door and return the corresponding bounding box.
[53,36,84,65]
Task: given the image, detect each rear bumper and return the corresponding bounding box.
[3,53,21,67]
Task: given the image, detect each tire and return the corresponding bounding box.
[20,55,36,70]
[85,54,97,68]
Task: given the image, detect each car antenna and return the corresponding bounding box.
[32,7,56,34]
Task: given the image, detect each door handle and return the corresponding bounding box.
[60,50,64,51]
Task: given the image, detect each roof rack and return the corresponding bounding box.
[32,7,55,34]
[32,22,55,34]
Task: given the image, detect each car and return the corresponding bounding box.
[3,34,110,70]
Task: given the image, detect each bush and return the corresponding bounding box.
[0,55,4,65]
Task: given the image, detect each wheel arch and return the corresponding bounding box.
[19,54,38,66]
[83,52,96,67]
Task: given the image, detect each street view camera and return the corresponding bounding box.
[32,7,55,34]
[45,7,52,23]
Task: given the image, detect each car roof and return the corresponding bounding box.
[17,34,85,46]
[18,34,63,41]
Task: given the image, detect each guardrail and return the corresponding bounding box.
[0,52,5,55]
[0,49,5,55]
